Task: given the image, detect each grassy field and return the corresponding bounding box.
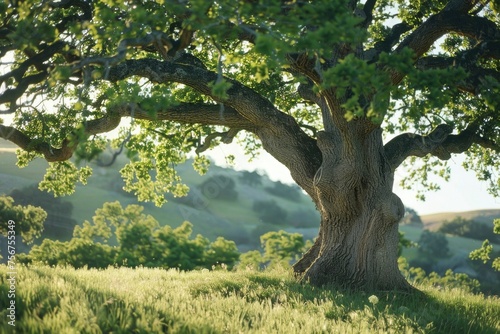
[1,265,499,334]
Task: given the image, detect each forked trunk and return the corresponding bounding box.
[293,128,412,292]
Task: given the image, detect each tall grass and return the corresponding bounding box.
[1,265,499,333]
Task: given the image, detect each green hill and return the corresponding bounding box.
[1,139,498,251]
[0,140,319,250]
[2,140,500,294]
[421,210,500,231]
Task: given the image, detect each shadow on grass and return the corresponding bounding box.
[191,272,499,334]
[2,266,498,333]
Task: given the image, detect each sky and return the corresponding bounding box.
[206,142,500,216]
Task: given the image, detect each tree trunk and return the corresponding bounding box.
[293,128,413,292]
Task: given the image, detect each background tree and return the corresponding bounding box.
[21,201,240,270]
[0,195,47,244]
[1,0,500,291]
[438,216,500,243]
[410,230,450,272]
[417,230,450,259]
[9,184,77,239]
[470,218,500,272]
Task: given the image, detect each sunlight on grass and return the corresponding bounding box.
[1,265,499,333]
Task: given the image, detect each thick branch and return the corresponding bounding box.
[105,57,318,136]
[0,72,47,105]
[384,124,500,170]
[195,128,240,154]
[392,9,500,84]
[361,0,377,28]
[0,124,74,162]
[111,102,252,129]
[369,22,412,58]
[105,58,323,196]
[0,102,253,162]
[416,48,500,94]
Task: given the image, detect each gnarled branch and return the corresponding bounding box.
[0,124,74,162]
[0,102,253,162]
[391,7,500,84]
[384,123,500,170]
[416,58,500,94]
[195,128,241,154]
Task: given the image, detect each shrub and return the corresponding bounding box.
[252,199,288,224]
[264,181,301,202]
[439,217,500,243]
[22,201,241,270]
[399,258,481,293]
[199,175,238,201]
[237,230,307,270]
[417,230,450,258]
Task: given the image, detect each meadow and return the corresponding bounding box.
[1,265,499,334]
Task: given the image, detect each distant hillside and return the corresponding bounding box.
[1,138,498,246]
[421,209,500,231]
[0,139,319,253]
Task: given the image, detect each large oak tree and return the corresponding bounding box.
[1,0,499,291]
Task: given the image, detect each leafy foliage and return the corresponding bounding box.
[470,219,500,272]
[20,201,240,270]
[0,195,46,244]
[417,230,450,259]
[439,217,500,243]
[399,258,481,294]
[2,0,499,202]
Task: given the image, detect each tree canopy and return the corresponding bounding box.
[1,0,498,201]
[1,0,499,290]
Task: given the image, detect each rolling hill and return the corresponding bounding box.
[2,139,499,294]
[421,209,500,231]
[0,139,320,250]
[1,138,499,250]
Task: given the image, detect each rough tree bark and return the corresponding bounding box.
[291,127,409,291]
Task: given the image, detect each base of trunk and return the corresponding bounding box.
[293,220,414,293]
